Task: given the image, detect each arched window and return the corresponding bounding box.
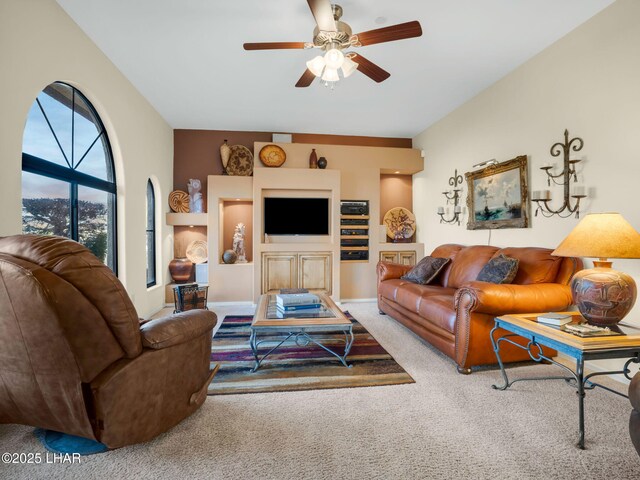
[21,82,117,272]
[146,179,156,287]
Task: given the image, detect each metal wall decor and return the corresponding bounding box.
[532,129,586,218]
[466,155,530,230]
[437,169,463,225]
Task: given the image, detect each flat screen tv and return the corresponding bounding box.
[264,197,329,235]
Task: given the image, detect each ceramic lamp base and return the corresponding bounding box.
[571,266,637,326]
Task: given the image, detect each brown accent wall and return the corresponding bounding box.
[291,133,412,148]
[380,174,413,225]
[174,130,272,208]
[222,201,253,263]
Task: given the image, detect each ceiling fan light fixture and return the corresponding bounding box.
[341,56,358,78]
[306,55,326,77]
[323,48,344,69]
[321,67,339,82]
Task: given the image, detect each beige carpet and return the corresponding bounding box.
[1,302,639,479]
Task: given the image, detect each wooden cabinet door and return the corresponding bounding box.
[379,251,399,263]
[399,251,417,266]
[262,253,297,294]
[298,253,332,294]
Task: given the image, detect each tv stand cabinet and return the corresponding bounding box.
[261,251,332,294]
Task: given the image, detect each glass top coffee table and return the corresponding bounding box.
[249,293,354,372]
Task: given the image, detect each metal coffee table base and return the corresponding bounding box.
[490,320,640,449]
[249,326,354,372]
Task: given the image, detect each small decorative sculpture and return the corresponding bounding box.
[309,148,318,169]
[220,139,231,174]
[232,223,247,263]
[187,179,204,213]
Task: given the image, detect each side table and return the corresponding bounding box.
[491,312,640,449]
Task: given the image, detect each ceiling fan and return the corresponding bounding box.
[243,0,422,88]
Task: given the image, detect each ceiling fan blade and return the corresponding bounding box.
[307,0,337,32]
[295,69,316,88]
[351,54,390,83]
[243,42,306,50]
[354,21,422,46]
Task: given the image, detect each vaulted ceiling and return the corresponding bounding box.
[56,0,613,137]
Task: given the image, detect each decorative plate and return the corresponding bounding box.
[383,207,416,239]
[226,145,254,176]
[186,240,208,264]
[169,190,190,213]
[259,144,286,167]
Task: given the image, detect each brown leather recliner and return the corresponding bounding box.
[0,235,217,449]
[630,372,640,455]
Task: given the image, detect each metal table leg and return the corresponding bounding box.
[576,358,585,449]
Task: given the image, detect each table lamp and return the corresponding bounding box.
[552,212,640,326]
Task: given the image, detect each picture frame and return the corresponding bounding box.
[465,155,529,230]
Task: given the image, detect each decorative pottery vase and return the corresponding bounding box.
[309,149,318,169]
[317,157,327,169]
[222,249,238,264]
[571,265,637,326]
[169,257,193,284]
[220,139,231,174]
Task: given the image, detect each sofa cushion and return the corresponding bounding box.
[477,254,519,284]
[446,245,499,288]
[416,295,457,334]
[379,279,456,304]
[494,247,563,284]
[430,244,465,286]
[401,256,450,285]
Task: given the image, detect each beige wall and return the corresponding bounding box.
[0,0,174,318]
[413,0,640,377]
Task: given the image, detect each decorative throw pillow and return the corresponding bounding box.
[476,254,519,284]
[401,256,450,285]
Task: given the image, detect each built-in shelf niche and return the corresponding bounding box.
[219,199,253,264]
[379,173,415,242]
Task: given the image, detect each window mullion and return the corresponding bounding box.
[70,182,79,241]
[71,88,75,169]
[36,98,72,169]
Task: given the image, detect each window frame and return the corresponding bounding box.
[21,82,118,273]
[146,179,157,288]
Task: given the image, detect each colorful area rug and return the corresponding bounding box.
[208,312,414,395]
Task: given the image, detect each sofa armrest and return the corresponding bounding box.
[455,281,574,316]
[377,261,412,283]
[140,309,217,349]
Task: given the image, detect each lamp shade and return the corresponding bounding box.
[306,55,325,77]
[552,213,640,259]
[341,56,358,78]
[321,67,339,82]
[324,48,344,69]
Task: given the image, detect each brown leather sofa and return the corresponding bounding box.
[377,244,582,373]
[0,235,217,449]
[630,372,640,455]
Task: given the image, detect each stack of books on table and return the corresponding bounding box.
[536,313,573,326]
[275,293,321,316]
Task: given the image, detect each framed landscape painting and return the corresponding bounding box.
[465,155,529,230]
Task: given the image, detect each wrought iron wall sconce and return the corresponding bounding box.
[532,129,587,218]
[437,169,463,225]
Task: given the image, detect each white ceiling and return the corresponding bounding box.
[56,0,613,138]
